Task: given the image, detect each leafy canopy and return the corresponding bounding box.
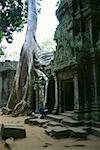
[0,0,27,43]
[0,0,42,43]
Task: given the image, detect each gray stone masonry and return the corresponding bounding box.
[1,124,26,139]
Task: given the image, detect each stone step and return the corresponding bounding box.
[91,127,100,137]
[61,117,83,127]
[47,121,62,127]
[60,111,74,118]
[24,115,38,124]
[45,114,64,123]
[93,122,100,128]
[45,126,70,138]
[68,127,87,139]
[1,124,26,139]
[28,118,49,127]
[45,126,87,139]
[80,126,91,134]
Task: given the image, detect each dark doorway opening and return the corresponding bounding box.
[61,80,74,112]
[31,89,36,112]
[47,78,55,112]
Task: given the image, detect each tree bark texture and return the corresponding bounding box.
[5,0,48,116]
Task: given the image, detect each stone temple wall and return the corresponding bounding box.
[0,61,17,107]
[51,0,100,121]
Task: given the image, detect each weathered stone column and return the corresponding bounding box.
[73,71,79,111]
[91,56,97,105]
[52,74,58,114]
[58,80,62,113]
[91,55,99,121]
[0,73,2,106]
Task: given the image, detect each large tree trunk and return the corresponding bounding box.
[4,0,48,116]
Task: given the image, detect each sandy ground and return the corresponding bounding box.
[0,114,100,150]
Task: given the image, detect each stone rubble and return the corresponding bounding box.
[24,113,88,139]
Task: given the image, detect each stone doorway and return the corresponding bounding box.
[47,78,55,112]
[31,89,36,112]
[61,79,74,112]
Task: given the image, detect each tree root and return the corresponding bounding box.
[12,100,27,117]
[3,0,49,117]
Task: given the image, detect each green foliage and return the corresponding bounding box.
[0,0,27,43]
[0,0,43,43]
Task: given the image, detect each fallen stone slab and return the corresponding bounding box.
[2,107,12,115]
[60,111,74,118]
[45,126,70,138]
[29,119,49,127]
[29,119,38,125]
[68,127,87,139]
[61,117,83,127]
[24,115,38,124]
[52,126,71,138]
[46,114,64,123]
[47,121,62,127]
[1,124,26,139]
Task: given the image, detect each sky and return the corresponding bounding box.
[1,0,59,60]
[36,0,58,43]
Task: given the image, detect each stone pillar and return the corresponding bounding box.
[52,75,59,114]
[91,55,99,121]
[91,57,97,105]
[0,73,2,106]
[58,80,62,113]
[88,16,94,51]
[73,71,79,111]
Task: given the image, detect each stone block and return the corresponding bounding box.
[24,116,38,124]
[29,119,49,127]
[46,114,64,123]
[52,126,71,138]
[29,119,38,125]
[61,117,83,127]
[45,126,70,138]
[1,124,26,139]
[68,127,87,139]
[47,121,62,127]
